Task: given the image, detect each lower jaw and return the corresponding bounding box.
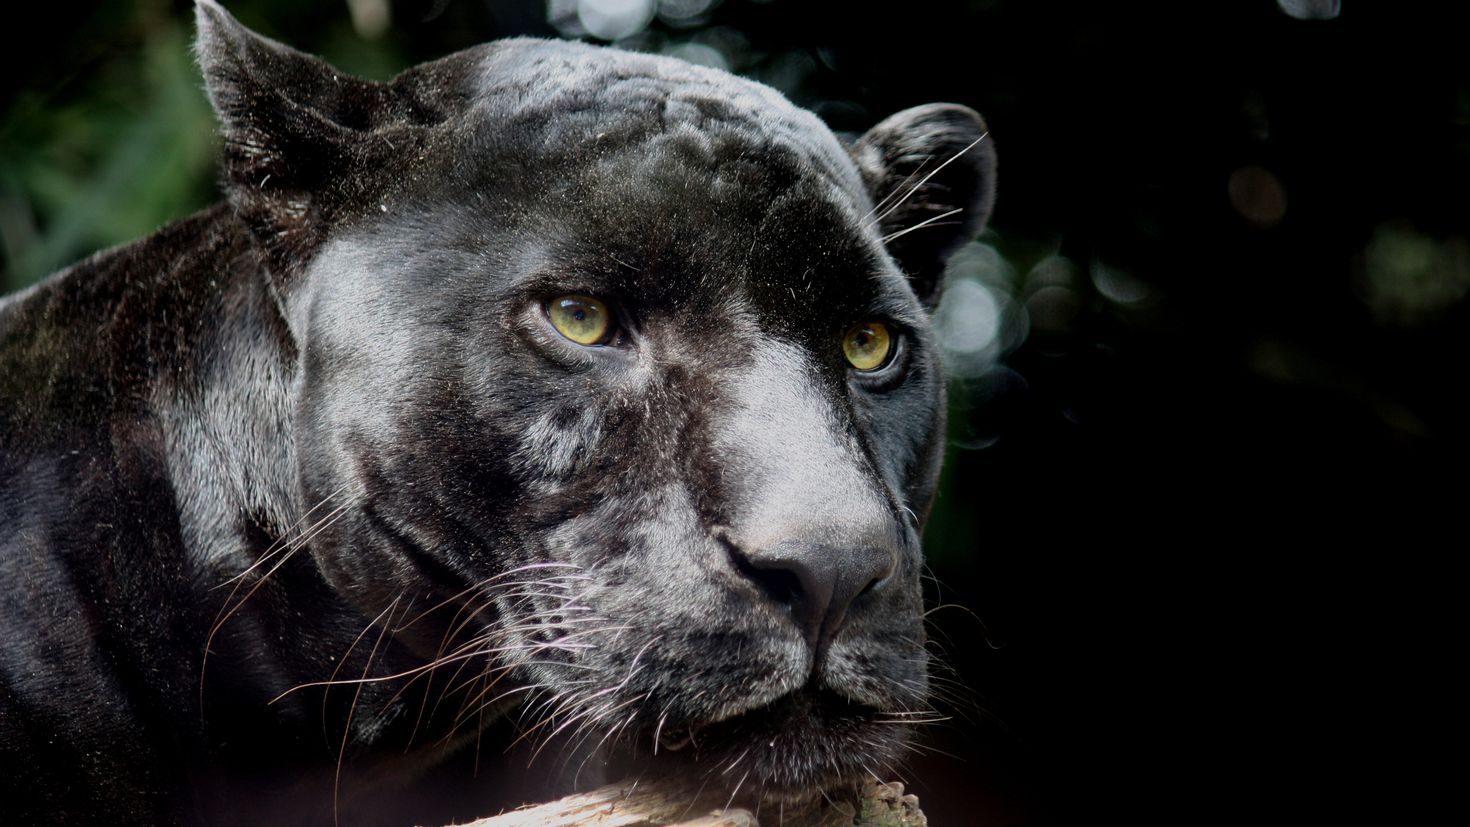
[605,691,912,805]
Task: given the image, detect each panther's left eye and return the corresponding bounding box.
[842,321,893,371]
[546,295,612,345]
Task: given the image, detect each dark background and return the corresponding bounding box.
[2,1,1462,824]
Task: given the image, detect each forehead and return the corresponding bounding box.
[435,40,919,328]
[465,39,867,198]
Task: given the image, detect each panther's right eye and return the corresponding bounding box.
[546,295,612,345]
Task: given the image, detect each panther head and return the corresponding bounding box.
[196,0,994,802]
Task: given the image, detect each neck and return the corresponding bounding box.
[156,213,304,579]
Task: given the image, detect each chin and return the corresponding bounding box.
[616,690,914,805]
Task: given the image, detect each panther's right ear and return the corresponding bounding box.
[194,0,397,272]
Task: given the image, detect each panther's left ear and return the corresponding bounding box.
[194,0,407,273]
[850,104,996,310]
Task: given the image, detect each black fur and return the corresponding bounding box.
[0,2,995,824]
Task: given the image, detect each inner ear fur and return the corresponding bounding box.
[851,104,996,310]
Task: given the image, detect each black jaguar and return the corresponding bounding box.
[0,2,994,824]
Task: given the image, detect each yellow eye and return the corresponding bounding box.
[547,295,611,345]
[842,321,893,371]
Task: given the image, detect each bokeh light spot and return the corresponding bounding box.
[345,0,390,39]
[659,0,720,26]
[936,242,1028,375]
[576,0,656,41]
[1360,223,1470,326]
[1277,0,1341,21]
[937,278,1001,357]
[1025,254,1080,292]
[1026,285,1082,336]
[661,41,728,71]
[1022,256,1081,340]
[1228,165,1288,228]
[947,240,1019,287]
[1091,261,1153,306]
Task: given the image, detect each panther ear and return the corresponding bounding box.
[194,0,395,271]
[851,104,996,310]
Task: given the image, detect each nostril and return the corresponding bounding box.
[723,535,835,634]
[726,539,804,607]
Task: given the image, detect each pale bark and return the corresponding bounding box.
[440,778,928,827]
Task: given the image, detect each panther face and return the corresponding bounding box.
[197,2,994,803]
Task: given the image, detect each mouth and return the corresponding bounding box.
[628,689,914,804]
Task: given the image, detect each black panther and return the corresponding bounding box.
[0,2,994,824]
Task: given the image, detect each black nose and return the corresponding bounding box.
[730,537,897,649]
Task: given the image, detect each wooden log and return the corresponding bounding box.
[438,778,927,827]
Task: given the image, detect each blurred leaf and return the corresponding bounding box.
[0,23,216,291]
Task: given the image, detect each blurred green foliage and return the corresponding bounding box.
[0,0,420,294]
[1,8,209,290]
